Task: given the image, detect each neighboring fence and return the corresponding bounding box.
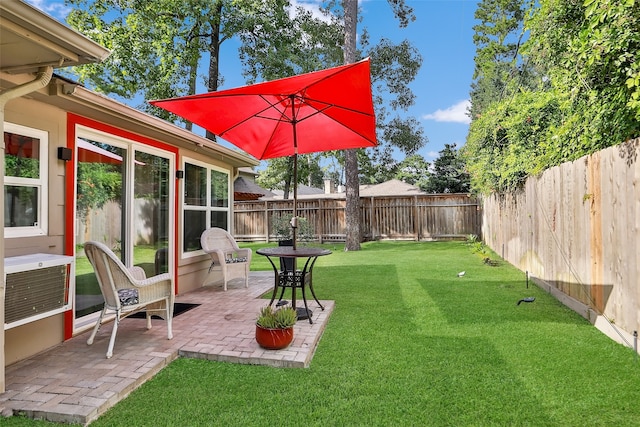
[482,137,640,339]
[233,193,481,242]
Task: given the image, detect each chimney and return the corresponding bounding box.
[324,177,335,194]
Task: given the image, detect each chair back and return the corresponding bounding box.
[201,227,239,253]
[84,241,137,309]
[278,239,295,272]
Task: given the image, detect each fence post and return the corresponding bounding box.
[264,200,269,242]
[413,195,419,241]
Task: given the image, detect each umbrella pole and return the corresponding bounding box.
[292,153,298,250]
[292,96,298,251]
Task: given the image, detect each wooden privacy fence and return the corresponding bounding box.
[481,137,640,341]
[233,194,481,242]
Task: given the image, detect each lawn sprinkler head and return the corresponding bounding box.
[517,297,536,305]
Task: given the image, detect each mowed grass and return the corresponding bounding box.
[7,241,640,426]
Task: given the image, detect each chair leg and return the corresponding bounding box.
[106,311,121,359]
[87,307,107,345]
[244,264,250,288]
[166,299,174,340]
[146,312,153,330]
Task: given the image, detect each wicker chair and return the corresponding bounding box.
[84,241,175,358]
[200,228,252,290]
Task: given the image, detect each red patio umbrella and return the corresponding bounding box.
[150,58,377,248]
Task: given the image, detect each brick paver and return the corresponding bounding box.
[0,271,334,425]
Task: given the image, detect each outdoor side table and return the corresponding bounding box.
[256,246,331,324]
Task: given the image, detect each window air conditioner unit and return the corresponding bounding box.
[4,253,75,330]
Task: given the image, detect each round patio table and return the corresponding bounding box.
[256,246,331,324]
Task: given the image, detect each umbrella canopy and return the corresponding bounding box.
[150,58,377,248]
[150,58,376,159]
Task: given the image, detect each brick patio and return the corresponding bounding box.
[0,271,334,425]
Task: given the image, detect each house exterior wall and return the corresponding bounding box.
[4,94,68,366]
[2,80,256,366]
[4,96,67,258]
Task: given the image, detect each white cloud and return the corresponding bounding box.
[423,100,471,124]
[24,0,71,20]
[289,0,332,23]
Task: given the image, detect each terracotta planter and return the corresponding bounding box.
[255,324,294,350]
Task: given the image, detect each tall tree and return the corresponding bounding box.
[239,2,344,198]
[425,144,470,194]
[64,0,297,134]
[470,0,530,119]
[256,154,323,199]
[342,0,360,250]
[395,154,430,189]
[465,0,640,194]
[340,0,424,250]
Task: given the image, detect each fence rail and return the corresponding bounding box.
[233,194,481,242]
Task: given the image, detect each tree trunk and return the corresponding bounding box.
[343,0,361,251]
[185,56,198,132]
[283,156,294,200]
[206,1,223,141]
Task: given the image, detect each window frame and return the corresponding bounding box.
[181,157,231,258]
[4,122,49,238]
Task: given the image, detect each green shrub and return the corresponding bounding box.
[256,305,297,329]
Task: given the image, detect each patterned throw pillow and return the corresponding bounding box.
[118,288,139,306]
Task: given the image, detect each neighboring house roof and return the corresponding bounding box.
[267,184,325,199]
[262,179,425,200]
[234,176,275,201]
[360,179,425,197]
[237,167,258,177]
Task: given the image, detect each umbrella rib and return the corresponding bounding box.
[217,96,287,137]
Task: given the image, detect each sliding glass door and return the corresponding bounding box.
[74,127,173,328]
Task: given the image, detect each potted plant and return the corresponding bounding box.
[255,305,297,350]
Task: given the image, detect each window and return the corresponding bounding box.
[4,122,48,237]
[182,159,230,254]
[73,125,175,326]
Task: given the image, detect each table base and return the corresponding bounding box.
[296,307,312,321]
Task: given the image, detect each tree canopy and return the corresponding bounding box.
[464,0,640,194]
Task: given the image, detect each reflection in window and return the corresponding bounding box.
[211,169,229,207]
[184,210,206,253]
[134,151,170,275]
[75,138,126,320]
[4,186,38,227]
[5,132,40,178]
[183,160,230,254]
[185,163,206,206]
[4,123,47,236]
[211,211,227,230]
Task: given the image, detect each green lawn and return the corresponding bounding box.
[8,241,640,426]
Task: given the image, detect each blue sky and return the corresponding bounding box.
[27,0,478,163]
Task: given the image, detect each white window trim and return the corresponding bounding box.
[181,157,231,259]
[4,122,48,238]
